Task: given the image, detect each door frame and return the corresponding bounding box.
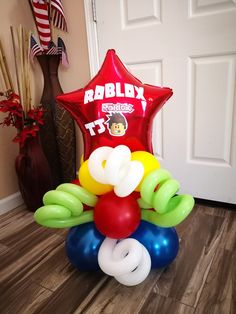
[84,0,99,77]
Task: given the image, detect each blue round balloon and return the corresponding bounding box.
[130,221,179,268]
[65,222,105,271]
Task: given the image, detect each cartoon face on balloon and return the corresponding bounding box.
[106,112,127,136]
[56,49,173,160]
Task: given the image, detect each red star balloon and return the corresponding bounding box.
[56,49,173,160]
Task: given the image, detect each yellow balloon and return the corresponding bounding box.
[131,151,161,191]
[80,154,84,165]
[78,160,113,195]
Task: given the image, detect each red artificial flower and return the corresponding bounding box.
[0,92,44,146]
[13,125,40,146]
[27,107,45,125]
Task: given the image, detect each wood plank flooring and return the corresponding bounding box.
[0,204,235,314]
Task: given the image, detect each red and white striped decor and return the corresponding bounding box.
[50,0,68,32]
[31,0,51,50]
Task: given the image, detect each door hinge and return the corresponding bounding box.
[92,0,97,23]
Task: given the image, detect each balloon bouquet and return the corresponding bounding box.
[34,50,194,286]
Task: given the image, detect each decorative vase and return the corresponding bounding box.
[15,135,53,212]
[36,54,76,187]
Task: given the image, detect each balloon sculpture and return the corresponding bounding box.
[34,49,194,286]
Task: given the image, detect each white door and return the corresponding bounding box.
[87,0,236,204]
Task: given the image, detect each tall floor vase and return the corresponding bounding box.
[37,55,76,187]
[15,135,53,212]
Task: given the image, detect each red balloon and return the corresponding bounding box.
[131,191,141,200]
[71,178,80,185]
[57,49,173,160]
[94,191,141,239]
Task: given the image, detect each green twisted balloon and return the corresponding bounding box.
[34,183,98,228]
[138,169,194,227]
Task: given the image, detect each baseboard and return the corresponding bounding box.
[195,198,236,210]
[0,192,24,215]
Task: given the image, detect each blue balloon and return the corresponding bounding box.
[130,221,179,268]
[65,222,105,271]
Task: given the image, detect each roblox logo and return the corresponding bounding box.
[102,103,134,113]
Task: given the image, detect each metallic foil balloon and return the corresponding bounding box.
[66,222,105,271]
[56,49,173,160]
[130,221,179,269]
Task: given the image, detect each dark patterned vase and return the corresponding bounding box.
[15,135,53,212]
[37,54,76,187]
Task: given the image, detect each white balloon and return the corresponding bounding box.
[98,238,142,276]
[88,145,144,197]
[88,146,113,184]
[98,237,151,286]
[115,245,151,286]
[105,145,131,185]
[114,161,144,197]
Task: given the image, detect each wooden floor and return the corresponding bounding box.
[0,204,235,314]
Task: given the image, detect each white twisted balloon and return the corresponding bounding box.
[98,237,151,286]
[88,145,144,197]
